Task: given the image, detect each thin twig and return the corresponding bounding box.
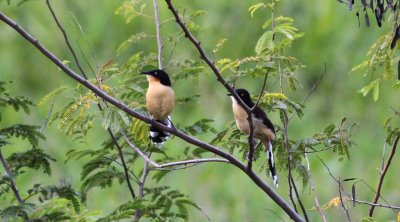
[301,64,327,105]
[0,149,23,204]
[353,199,400,210]
[252,71,270,111]
[135,153,151,220]
[39,99,55,133]
[123,133,228,168]
[152,0,163,69]
[369,135,400,216]
[357,179,396,213]
[46,0,87,79]
[282,110,300,213]
[289,64,326,120]
[247,71,269,170]
[319,156,400,213]
[290,175,308,222]
[109,129,136,199]
[338,179,352,221]
[0,13,304,222]
[247,114,256,171]
[304,151,326,222]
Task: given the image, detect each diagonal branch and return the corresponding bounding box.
[163,0,249,113]
[46,0,87,79]
[247,71,270,170]
[304,150,326,222]
[0,149,23,204]
[369,135,400,216]
[0,12,304,222]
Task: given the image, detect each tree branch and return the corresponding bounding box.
[369,135,400,216]
[152,0,163,69]
[0,12,304,222]
[0,149,23,205]
[247,71,270,170]
[123,132,228,168]
[46,0,87,79]
[304,150,326,222]
[338,179,352,221]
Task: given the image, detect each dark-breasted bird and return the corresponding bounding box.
[230,88,278,185]
[141,69,175,144]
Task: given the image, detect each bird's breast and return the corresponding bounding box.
[146,83,175,120]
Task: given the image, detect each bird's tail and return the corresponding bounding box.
[266,140,278,186]
[149,116,172,144]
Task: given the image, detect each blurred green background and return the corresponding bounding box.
[1,0,399,221]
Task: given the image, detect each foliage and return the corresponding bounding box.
[345,0,400,101]
[98,186,200,222]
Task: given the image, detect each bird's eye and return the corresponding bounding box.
[241,93,244,96]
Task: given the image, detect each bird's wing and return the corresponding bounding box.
[253,106,275,134]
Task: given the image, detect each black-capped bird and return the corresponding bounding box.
[230,88,278,185]
[141,69,175,144]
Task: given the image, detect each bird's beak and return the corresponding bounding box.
[141,71,149,75]
[227,92,232,96]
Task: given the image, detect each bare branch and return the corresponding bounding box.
[289,64,326,121]
[252,71,270,111]
[290,175,309,222]
[353,199,400,210]
[304,151,326,222]
[152,0,163,69]
[369,135,400,216]
[135,152,151,220]
[0,12,304,222]
[247,71,269,170]
[0,149,23,205]
[46,0,87,79]
[338,179,352,221]
[123,133,228,168]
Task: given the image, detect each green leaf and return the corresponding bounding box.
[373,80,379,101]
[255,31,274,55]
[38,85,68,106]
[358,79,380,101]
[7,148,55,175]
[248,3,266,18]
[0,203,34,220]
[0,124,45,148]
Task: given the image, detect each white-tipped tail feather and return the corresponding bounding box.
[149,116,172,144]
[267,141,278,186]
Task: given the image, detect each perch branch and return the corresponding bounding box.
[369,135,400,216]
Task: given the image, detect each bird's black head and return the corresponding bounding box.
[233,88,254,107]
[141,69,172,86]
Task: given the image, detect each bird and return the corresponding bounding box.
[229,88,278,185]
[141,69,175,144]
